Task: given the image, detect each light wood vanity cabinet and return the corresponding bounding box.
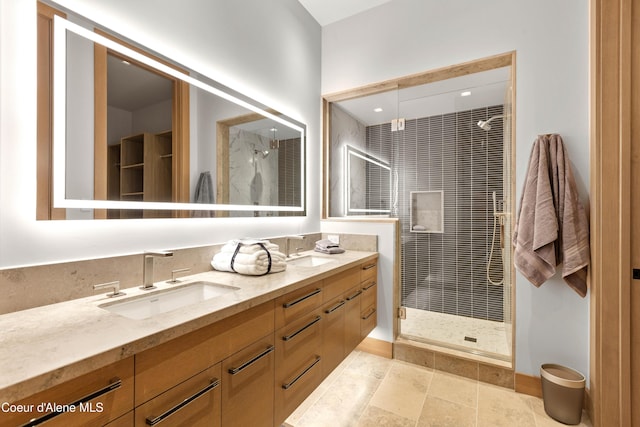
[360,262,378,340]
[134,301,275,426]
[274,282,325,426]
[273,258,379,425]
[135,301,274,405]
[3,357,134,427]
[6,256,378,427]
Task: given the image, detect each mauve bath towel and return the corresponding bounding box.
[513,134,590,297]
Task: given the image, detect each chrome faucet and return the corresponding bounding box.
[93,280,125,298]
[285,235,306,258]
[141,250,173,290]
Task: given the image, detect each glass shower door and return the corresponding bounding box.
[395,73,513,362]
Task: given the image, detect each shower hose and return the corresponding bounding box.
[487,213,505,286]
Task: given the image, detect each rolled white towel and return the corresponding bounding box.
[211,247,287,275]
[220,239,280,254]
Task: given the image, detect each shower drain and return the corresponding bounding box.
[464,336,478,343]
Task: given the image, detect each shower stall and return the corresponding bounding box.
[393,103,513,362]
[329,62,514,364]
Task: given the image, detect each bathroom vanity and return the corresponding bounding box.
[0,251,378,426]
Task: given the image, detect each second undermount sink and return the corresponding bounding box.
[99,281,239,320]
[286,255,335,267]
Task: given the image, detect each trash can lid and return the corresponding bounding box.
[541,364,585,389]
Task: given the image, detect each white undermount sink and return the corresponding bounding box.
[99,281,239,320]
[286,255,335,267]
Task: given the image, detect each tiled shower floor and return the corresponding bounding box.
[400,308,511,358]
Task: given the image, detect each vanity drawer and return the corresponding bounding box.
[344,284,364,355]
[321,296,346,377]
[274,354,323,426]
[360,279,377,312]
[361,306,377,339]
[135,301,274,405]
[222,336,275,427]
[135,364,221,427]
[3,357,134,427]
[275,308,323,385]
[275,282,323,330]
[323,266,360,303]
[360,260,378,283]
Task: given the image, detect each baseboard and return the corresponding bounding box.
[515,372,543,398]
[357,337,393,358]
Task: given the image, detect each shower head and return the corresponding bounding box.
[254,149,270,159]
[477,114,505,131]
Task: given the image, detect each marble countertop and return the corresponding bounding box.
[0,250,377,403]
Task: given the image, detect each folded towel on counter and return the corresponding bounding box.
[314,239,345,254]
[314,246,345,254]
[211,240,286,275]
[315,239,340,249]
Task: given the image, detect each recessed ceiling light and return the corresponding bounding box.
[461,91,471,97]
[121,60,131,66]
[374,107,383,112]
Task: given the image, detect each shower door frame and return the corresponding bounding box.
[322,51,517,366]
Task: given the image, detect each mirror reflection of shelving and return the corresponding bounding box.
[410,191,444,233]
[106,131,173,219]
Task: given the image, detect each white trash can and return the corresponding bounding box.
[540,364,585,425]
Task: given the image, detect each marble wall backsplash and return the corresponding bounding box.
[0,232,378,315]
[329,104,367,217]
[229,127,278,207]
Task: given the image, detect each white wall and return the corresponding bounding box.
[0,0,321,267]
[322,0,590,379]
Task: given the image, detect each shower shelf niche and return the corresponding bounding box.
[410,191,444,233]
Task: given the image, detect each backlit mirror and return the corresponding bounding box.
[50,15,305,219]
[344,145,391,215]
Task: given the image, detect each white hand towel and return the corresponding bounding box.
[220,239,280,254]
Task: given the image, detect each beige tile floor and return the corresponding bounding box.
[285,351,592,427]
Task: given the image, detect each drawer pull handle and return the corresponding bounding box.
[346,290,362,301]
[228,345,275,375]
[362,308,377,320]
[283,316,322,341]
[362,263,376,270]
[20,378,122,427]
[283,288,322,308]
[363,281,376,291]
[145,379,220,426]
[282,356,321,390]
[324,300,346,314]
